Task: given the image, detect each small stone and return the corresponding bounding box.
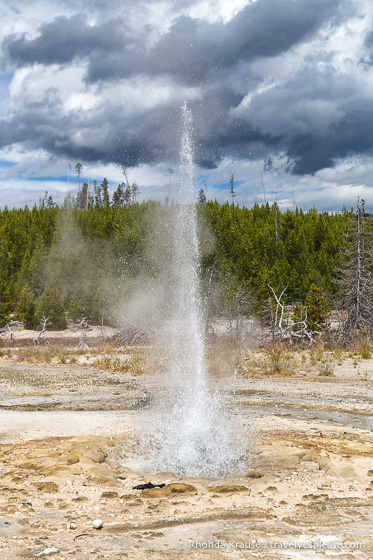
[265,486,278,493]
[368,470,373,476]
[93,519,103,529]
[302,452,321,463]
[167,483,198,495]
[33,482,59,493]
[319,457,331,472]
[246,469,263,479]
[208,485,248,493]
[101,491,118,499]
[69,522,77,530]
[72,496,88,502]
[67,454,80,465]
[35,547,60,557]
[87,451,107,464]
[142,482,197,498]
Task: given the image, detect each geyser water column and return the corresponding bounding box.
[146,102,253,477]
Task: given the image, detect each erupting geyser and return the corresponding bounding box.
[129,102,255,477]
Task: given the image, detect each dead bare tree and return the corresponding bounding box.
[336,197,373,341]
[34,317,49,344]
[268,285,320,343]
[0,322,13,340]
[77,318,90,350]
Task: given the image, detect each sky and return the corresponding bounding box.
[1,0,373,210]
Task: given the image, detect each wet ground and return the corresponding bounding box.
[0,353,373,559]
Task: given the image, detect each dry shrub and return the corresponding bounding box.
[16,345,87,365]
[356,336,373,360]
[310,345,325,365]
[357,366,371,381]
[265,341,297,376]
[317,358,335,376]
[92,351,146,376]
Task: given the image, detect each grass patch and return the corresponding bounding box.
[317,358,336,376]
[265,342,297,376]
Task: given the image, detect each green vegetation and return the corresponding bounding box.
[0,194,363,333]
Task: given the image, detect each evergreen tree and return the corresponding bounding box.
[15,283,38,329]
[37,285,67,330]
[75,162,82,204]
[77,182,88,210]
[0,273,12,327]
[101,178,110,206]
[131,182,140,202]
[41,191,55,208]
[304,283,330,331]
[112,183,125,207]
[229,173,236,204]
[124,184,132,206]
[198,188,207,204]
[94,180,102,208]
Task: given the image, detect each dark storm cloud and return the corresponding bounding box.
[140,0,340,84]
[0,80,277,170]
[1,0,368,179]
[2,14,126,67]
[289,107,373,174]
[85,0,341,84]
[2,0,340,84]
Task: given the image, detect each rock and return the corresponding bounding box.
[101,491,118,499]
[165,483,197,495]
[33,482,59,493]
[67,453,80,465]
[246,469,262,479]
[116,471,130,480]
[29,449,61,459]
[302,452,321,463]
[328,465,356,478]
[208,485,248,493]
[93,519,103,529]
[319,457,331,471]
[142,483,197,498]
[265,486,278,493]
[281,456,300,468]
[86,450,107,464]
[88,465,118,485]
[368,470,373,476]
[69,522,77,530]
[69,442,107,464]
[35,547,60,556]
[72,496,88,502]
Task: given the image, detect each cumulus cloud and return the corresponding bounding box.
[3,14,126,67]
[2,0,373,209]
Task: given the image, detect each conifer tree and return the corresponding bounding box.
[112,183,125,207]
[198,188,207,204]
[37,285,67,330]
[229,173,236,204]
[101,178,110,206]
[94,180,102,208]
[304,283,330,331]
[0,274,12,327]
[16,283,38,329]
[131,182,140,202]
[75,162,82,205]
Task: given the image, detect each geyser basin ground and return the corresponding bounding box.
[0,346,373,559]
